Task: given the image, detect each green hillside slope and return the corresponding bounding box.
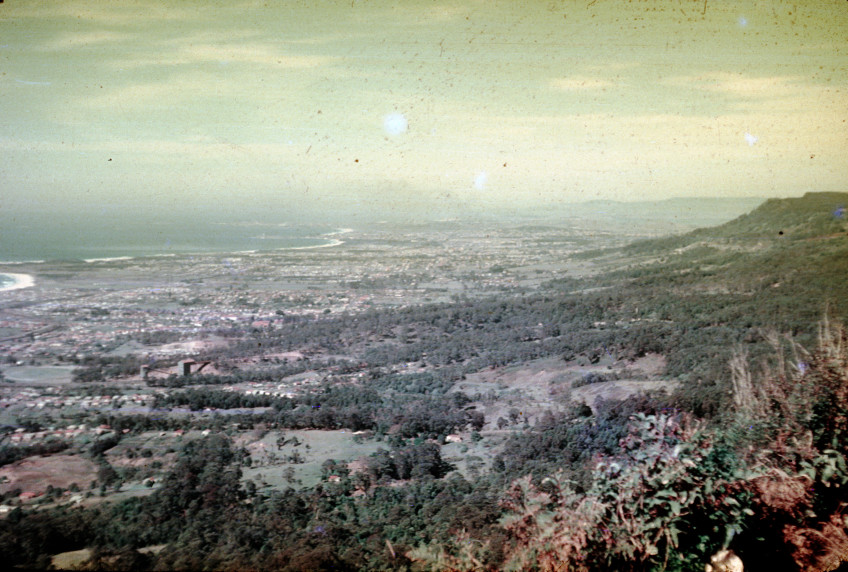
[624,192,848,253]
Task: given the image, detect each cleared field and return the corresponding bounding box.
[1,365,77,385]
[103,431,180,471]
[51,548,92,570]
[441,435,507,479]
[241,429,383,489]
[455,353,670,428]
[0,454,98,495]
[50,546,163,569]
[571,379,678,411]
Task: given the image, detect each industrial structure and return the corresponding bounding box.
[140,360,211,380]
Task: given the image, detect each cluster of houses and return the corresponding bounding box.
[1,283,365,363]
[1,388,155,412]
[6,423,118,444]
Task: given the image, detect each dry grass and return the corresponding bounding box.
[454,354,671,429]
[0,454,98,495]
[50,548,92,570]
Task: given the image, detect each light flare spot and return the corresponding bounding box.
[383,113,408,136]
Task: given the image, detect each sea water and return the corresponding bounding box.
[0,209,339,263]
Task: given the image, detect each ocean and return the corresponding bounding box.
[0,196,769,264]
[0,210,341,263]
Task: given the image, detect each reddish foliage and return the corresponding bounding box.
[783,511,848,572]
[748,469,812,517]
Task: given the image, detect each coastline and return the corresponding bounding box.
[83,256,134,264]
[0,230,349,267]
[286,238,344,251]
[0,273,35,292]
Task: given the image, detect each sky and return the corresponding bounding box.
[1,0,846,222]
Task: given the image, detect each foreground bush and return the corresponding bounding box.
[414,320,848,571]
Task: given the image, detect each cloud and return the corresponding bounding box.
[82,80,191,110]
[184,44,328,67]
[668,73,803,98]
[8,1,207,25]
[116,41,335,69]
[661,72,837,116]
[550,77,614,91]
[40,31,135,51]
[473,171,488,190]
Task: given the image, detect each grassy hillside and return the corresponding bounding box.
[710,192,848,240]
[623,192,848,252]
[607,193,848,325]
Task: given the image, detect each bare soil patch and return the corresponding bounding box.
[571,379,678,410]
[455,353,671,428]
[0,454,99,495]
[627,353,667,377]
[51,548,92,570]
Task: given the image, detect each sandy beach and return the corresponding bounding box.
[0,273,35,292]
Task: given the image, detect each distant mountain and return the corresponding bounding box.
[574,196,766,219]
[514,196,766,227]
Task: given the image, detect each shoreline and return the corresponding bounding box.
[285,238,344,251]
[0,273,35,292]
[0,230,351,267]
[83,256,135,264]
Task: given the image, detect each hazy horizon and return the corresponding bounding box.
[1,0,846,228]
[0,194,772,263]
